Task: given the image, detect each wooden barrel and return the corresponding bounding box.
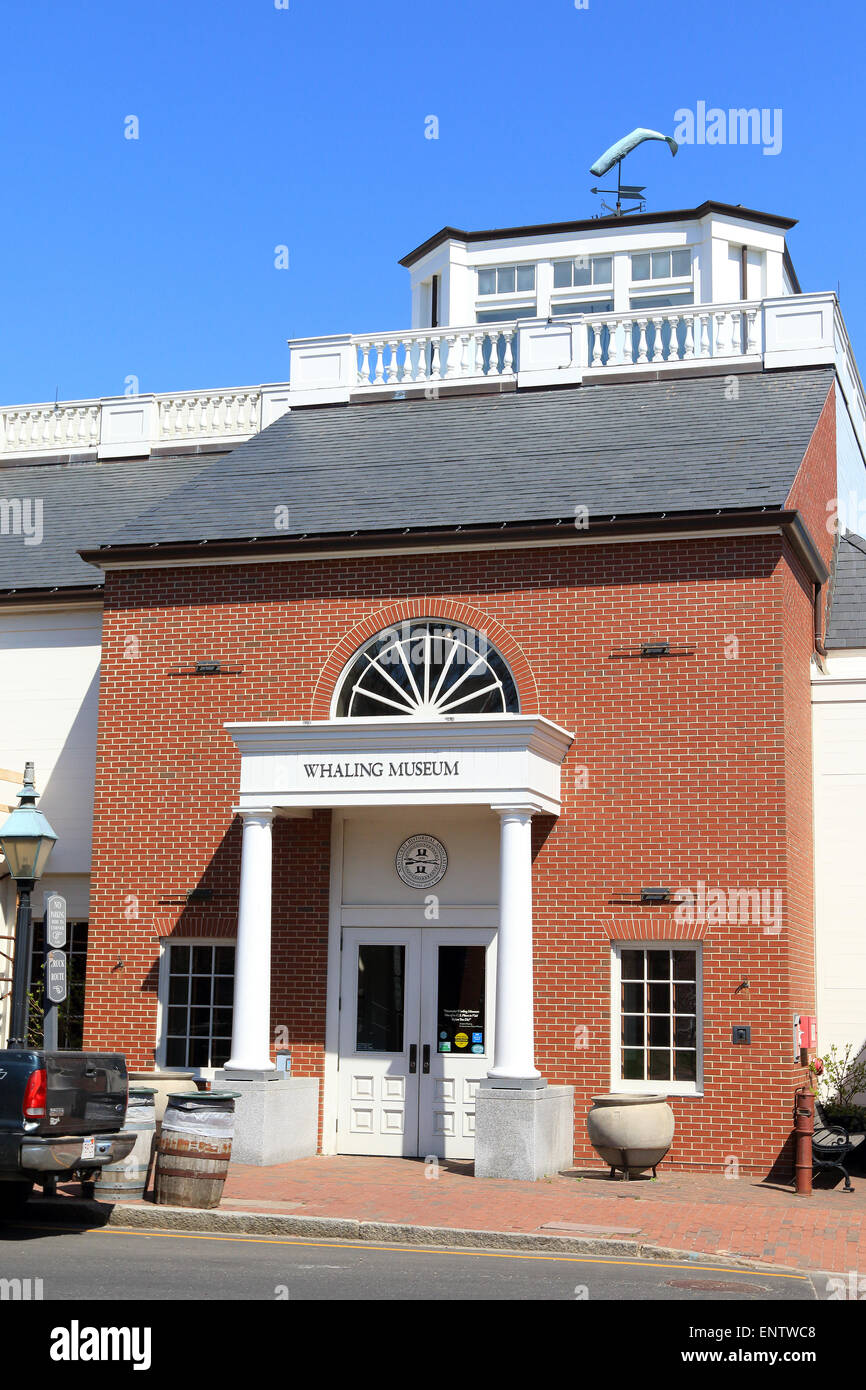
[154,1092,239,1210]
[94,1088,157,1202]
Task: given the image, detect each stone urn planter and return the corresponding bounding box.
[586,1094,675,1179]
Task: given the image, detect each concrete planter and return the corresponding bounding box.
[586,1093,675,1179]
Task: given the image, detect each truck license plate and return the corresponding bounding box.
[81,1137,95,1159]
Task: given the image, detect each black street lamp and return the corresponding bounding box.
[0,763,57,1047]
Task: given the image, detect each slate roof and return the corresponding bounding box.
[98,368,834,554]
[826,531,866,648]
[0,452,226,593]
[0,367,835,593]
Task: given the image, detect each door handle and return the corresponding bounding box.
[422,1044,430,1074]
[409,1044,417,1074]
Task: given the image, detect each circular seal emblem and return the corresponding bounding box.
[395,834,448,889]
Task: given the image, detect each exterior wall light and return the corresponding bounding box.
[640,887,671,904]
[640,641,670,658]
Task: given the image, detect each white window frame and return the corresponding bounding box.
[551,253,613,294]
[155,936,237,1080]
[610,941,703,1097]
[476,262,537,298]
[629,247,693,295]
[330,619,521,719]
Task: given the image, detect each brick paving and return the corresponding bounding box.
[209,1156,866,1273]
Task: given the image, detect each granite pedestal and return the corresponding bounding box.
[214,1071,319,1166]
[474,1083,574,1180]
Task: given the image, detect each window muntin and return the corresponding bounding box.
[553,254,612,290]
[477,264,536,296]
[164,942,235,1069]
[334,621,520,719]
[613,944,702,1094]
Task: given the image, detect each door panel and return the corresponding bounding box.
[337,926,495,1159]
[338,929,421,1156]
[419,930,496,1160]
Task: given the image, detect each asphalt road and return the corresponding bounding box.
[0,1222,819,1301]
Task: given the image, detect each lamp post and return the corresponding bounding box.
[0,763,56,1048]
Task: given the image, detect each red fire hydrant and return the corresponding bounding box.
[794,1087,814,1196]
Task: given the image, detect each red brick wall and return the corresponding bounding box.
[84,519,827,1174]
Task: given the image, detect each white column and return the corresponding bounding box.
[225,810,275,1072]
[488,806,543,1087]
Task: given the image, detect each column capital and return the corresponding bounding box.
[235,807,275,824]
[491,802,542,821]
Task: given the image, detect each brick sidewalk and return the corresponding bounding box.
[203,1156,866,1274]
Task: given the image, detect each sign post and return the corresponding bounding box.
[43,894,67,1049]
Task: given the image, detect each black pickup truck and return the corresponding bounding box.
[0,1050,134,1214]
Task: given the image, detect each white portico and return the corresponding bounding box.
[221,714,573,1171]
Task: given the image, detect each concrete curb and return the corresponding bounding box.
[23,1197,808,1276]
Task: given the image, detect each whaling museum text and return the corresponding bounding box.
[302,760,461,779]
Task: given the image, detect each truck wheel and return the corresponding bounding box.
[0,1181,34,1218]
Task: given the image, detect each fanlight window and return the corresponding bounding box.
[334,622,520,719]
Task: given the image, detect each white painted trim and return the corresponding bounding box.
[226,714,573,818]
[341,905,498,928]
[609,940,704,1098]
[321,811,344,1154]
[87,524,787,572]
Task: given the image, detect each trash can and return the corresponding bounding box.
[154,1091,240,1210]
[94,1088,157,1202]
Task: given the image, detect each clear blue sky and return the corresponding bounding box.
[1,0,861,404]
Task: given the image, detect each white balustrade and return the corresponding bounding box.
[350,324,519,390]
[2,295,846,461]
[575,301,764,372]
[0,388,264,458]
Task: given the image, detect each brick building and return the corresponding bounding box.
[4,200,864,1175]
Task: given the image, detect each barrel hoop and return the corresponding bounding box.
[156,1165,230,1180]
[157,1141,232,1161]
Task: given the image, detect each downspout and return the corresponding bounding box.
[814,581,828,664]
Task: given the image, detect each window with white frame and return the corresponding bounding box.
[161,942,236,1069]
[631,248,691,283]
[477,264,536,296]
[629,248,693,310]
[333,620,520,718]
[552,254,612,290]
[475,263,537,324]
[612,943,702,1093]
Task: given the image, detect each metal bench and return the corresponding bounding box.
[813,1101,866,1192]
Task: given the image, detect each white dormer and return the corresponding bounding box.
[400,201,800,329]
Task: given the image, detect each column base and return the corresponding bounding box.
[213,1073,319,1166]
[474,1083,574,1181]
[482,1075,547,1091]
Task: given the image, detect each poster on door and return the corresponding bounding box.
[437,945,485,1054]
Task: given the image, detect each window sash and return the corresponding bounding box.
[159,939,236,1072]
[477,264,536,296]
[611,943,703,1095]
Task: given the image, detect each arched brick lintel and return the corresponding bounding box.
[606,918,709,941]
[310,600,540,720]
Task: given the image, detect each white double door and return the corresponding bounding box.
[337,926,496,1159]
